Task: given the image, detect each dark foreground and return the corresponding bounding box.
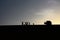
[0,25,60,32]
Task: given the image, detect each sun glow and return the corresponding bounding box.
[35,9,60,24]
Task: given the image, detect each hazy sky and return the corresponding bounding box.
[0,0,60,25]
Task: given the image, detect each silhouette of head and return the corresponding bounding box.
[44,21,52,25]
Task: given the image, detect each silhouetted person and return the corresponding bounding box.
[44,21,52,25]
[25,22,28,25]
[22,22,24,25]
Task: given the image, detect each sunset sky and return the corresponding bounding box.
[0,0,60,25]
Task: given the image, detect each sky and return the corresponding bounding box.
[0,0,60,25]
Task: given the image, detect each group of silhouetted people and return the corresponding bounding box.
[22,20,52,25]
[22,22,30,25]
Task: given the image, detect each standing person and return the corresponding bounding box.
[25,22,28,25]
[22,21,24,25]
